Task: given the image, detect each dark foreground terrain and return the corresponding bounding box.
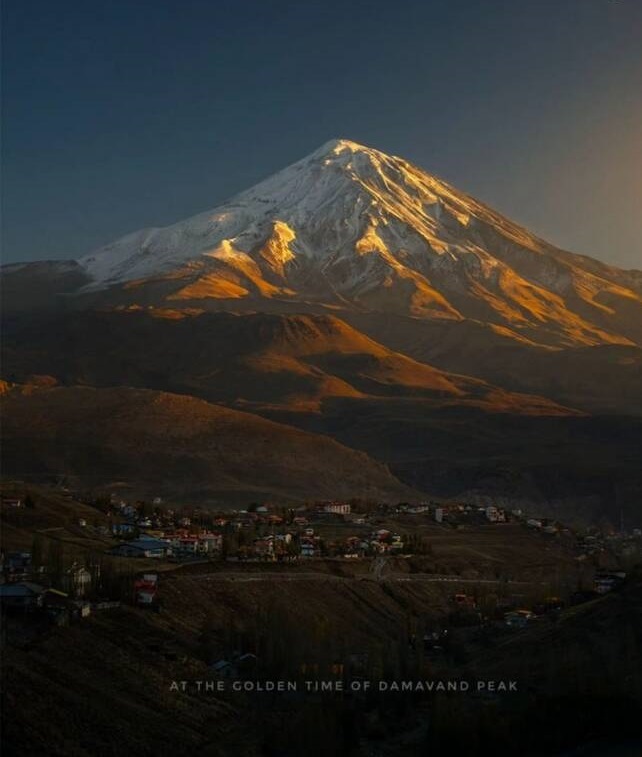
[2,487,641,756]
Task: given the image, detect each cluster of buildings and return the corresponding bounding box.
[108,530,223,559]
[105,499,361,562]
[1,551,93,596]
[576,530,642,563]
[233,527,408,561]
[0,561,97,627]
[433,503,509,525]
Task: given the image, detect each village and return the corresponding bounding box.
[1,487,639,641]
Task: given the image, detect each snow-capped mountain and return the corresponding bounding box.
[9,139,642,346]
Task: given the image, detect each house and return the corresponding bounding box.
[485,506,505,523]
[135,573,158,605]
[138,529,166,539]
[593,572,626,594]
[370,540,388,554]
[108,538,171,558]
[504,609,534,628]
[198,533,223,554]
[177,537,200,553]
[2,498,23,508]
[0,582,46,609]
[323,502,351,516]
[212,653,257,679]
[121,504,138,519]
[423,629,448,651]
[112,522,136,536]
[3,552,32,582]
[253,539,274,559]
[63,564,93,597]
[452,593,477,609]
[138,589,155,606]
[300,541,318,558]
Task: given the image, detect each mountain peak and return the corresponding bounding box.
[313,138,375,156]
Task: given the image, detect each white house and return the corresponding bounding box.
[324,503,351,515]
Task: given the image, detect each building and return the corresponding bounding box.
[198,533,223,554]
[2,552,32,582]
[593,572,626,594]
[63,564,93,597]
[212,653,257,679]
[452,593,477,609]
[504,610,534,628]
[323,503,351,516]
[177,536,200,553]
[109,539,171,558]
[111,523,136,536]
[2,498,23,508]
[485,506,505,523]
[135,573,159,606]
[253,539,274,559]
[300,541,318,558]
[0,582,46,609]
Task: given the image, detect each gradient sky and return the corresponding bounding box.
[2,0,641,268]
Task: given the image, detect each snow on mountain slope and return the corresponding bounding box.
[32,139,642,346]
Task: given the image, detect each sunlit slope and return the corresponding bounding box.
[1,309,576,415]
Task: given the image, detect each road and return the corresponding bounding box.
[187,570,546,586]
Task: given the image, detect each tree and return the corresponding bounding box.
[31,533,45,567]
[47,540,66,589]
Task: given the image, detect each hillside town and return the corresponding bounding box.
[1,487,639,635]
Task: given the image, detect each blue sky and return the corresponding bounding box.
[2,0,641,267]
